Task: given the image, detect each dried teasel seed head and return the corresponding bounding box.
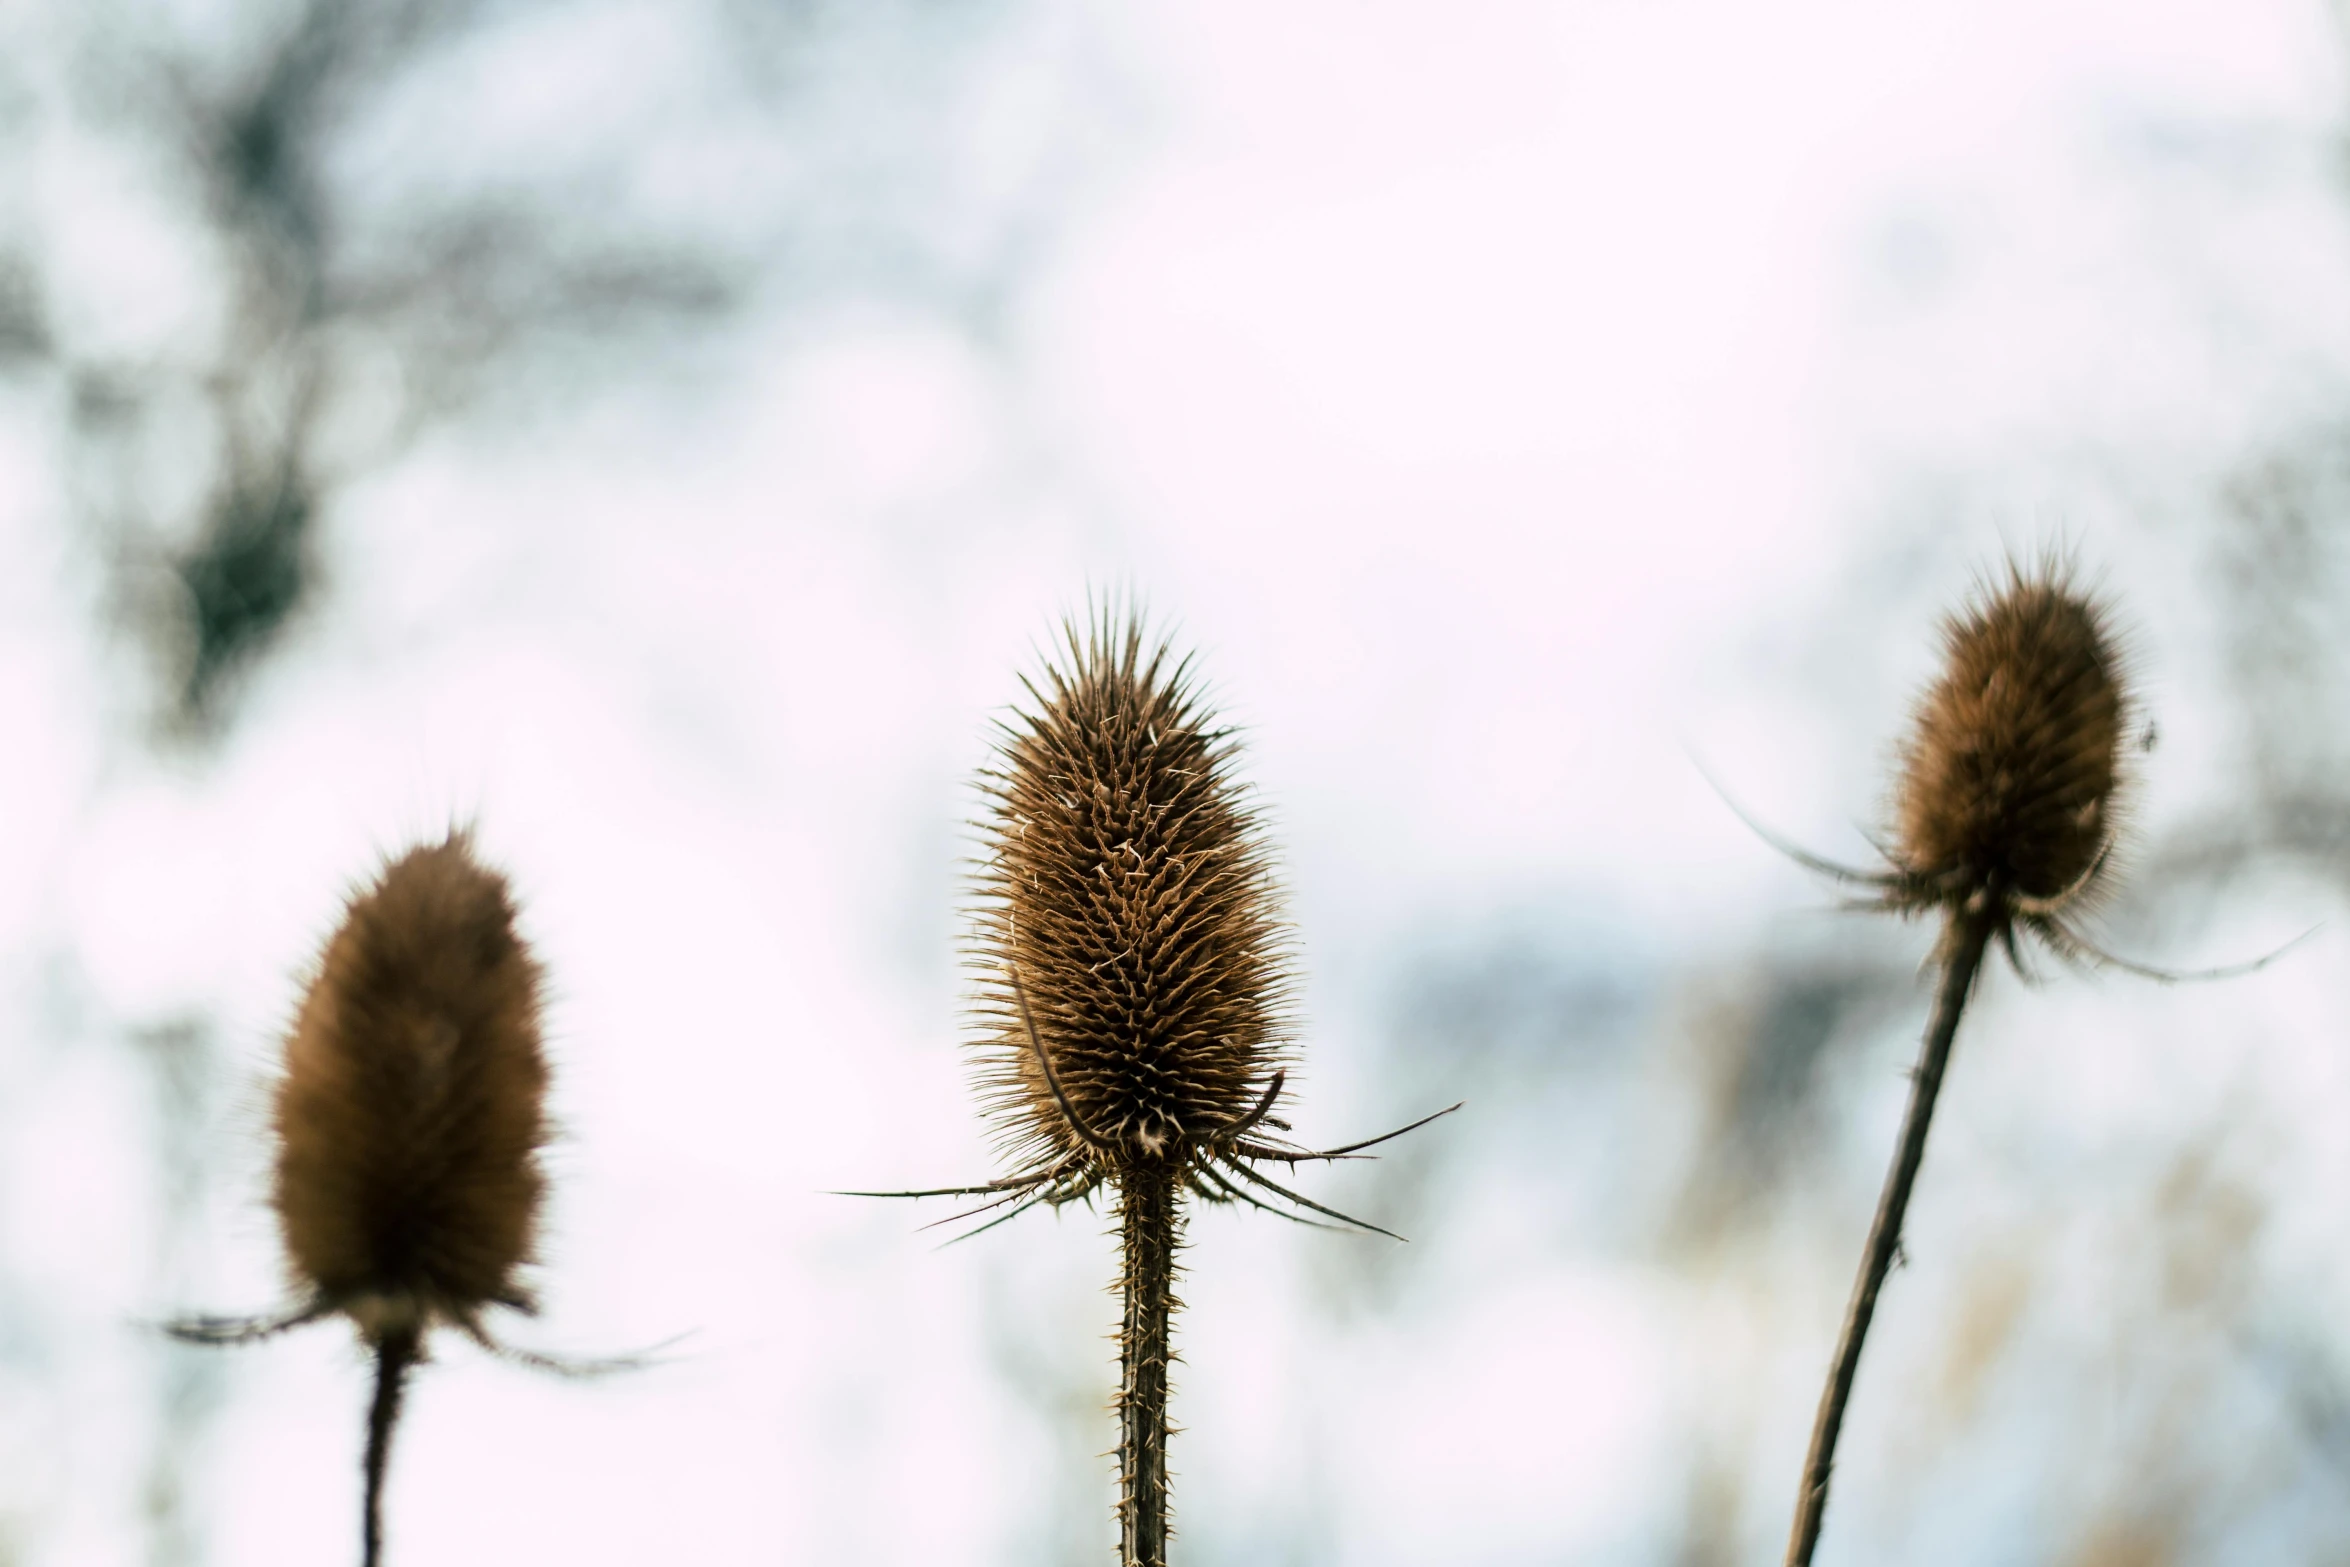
[972,610,1293,1179]
[1893,562,2127,913]
[273,833,548,1341]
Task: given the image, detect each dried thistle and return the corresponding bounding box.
[853,609,1454,1567]
[172,833,606,1567]
[1748,561,2278,1567]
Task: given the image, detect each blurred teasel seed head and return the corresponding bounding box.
[172,831,559,1567]
[1771,559,2162,1567]
[274,831,549,1341]
[1892,561,2127,921]
[971,610,1292,1183]
[1758,555,2285,1567]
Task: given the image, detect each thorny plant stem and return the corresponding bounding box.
[363,1325,420,1567]
[1784,909,1994,1567]
[1119,1171,1181,1567]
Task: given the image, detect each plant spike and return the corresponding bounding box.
[1765,559,2176,1567]
[169,833,633,1566]
[858,605,1453,1565]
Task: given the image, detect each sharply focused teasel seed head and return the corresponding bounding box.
[971,610,1293,1183]
[865,607,1453,1567]
[274,832,549,1342]
[1889,561,2127,920]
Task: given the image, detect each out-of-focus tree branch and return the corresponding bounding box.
[12,0,1049,735]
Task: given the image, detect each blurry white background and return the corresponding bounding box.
[1,0,2349,1562]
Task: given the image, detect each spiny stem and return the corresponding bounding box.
[1118,1170,1181,1567]
[1784,910,1994,1567]
[363,1325,420,1567]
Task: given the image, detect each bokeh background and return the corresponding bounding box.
[1,0,2348,1562]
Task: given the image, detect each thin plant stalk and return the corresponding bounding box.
[363,1325,421,1567]
[1118,1172,1181,1567]
[1783,910,1992,1567]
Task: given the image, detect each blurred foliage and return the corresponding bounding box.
[5,0,1059,735]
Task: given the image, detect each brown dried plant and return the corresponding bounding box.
[1744,560,2285,1567]
[852,609,1454,1567]
[171,833,615,1567]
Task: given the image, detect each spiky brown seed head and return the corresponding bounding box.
[971,612,1293,1181]
[1892,563,2127,914]
[273,834,548,1342]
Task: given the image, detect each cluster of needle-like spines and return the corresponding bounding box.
[971,612,1293,1184]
